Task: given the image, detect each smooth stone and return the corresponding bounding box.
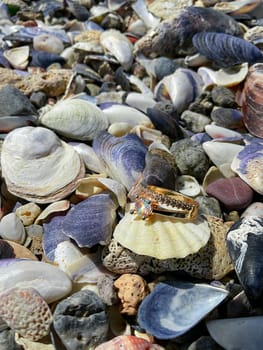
[0,259,72,304]
[210,107,244,130]
[33,34,64,54]
[187,335,222,350]
[206,316,263,350]
[170,138,210,182]
[211,86,237,108]
[205,177,254,211]
[15,202,42,226]
[53,290,109,350]
[195,195,222,218]
[180,110,211,133]
[241,202,263,218]
[0,213,26,244]
[0,85,37,117]
[30,91,47,108]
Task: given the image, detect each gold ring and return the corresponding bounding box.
[129,185,199,220]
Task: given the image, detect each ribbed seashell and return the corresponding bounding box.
[241,63,263,138]
[1,126,85,203]
[33,34,64,54]
[113,212,210,259]
[0,287,52,341]
[62,192,118,248]
[197,62,248,88]
[207,316,263,350]
[134,6,243,57]
[0,259,72,303]
[137,280,228,339]
[154,68,203,114]
[39,98,108,141]
[3,45,29,69]
[226,216,263,304]
[93,132,147,191]
[95,335,164,350]
[231,139,263,194]
[100,29,133,71]
[192,32,263,68]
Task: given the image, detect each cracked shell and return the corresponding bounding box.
[1,126,85,203]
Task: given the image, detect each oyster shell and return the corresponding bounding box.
[39,98,108,141]
[113,212,210,259]
[1,126,85,203]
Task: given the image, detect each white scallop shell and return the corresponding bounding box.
[113,212,210,259]
[39,98,108,141]
[1,126,85,203]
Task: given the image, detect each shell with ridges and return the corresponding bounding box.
[113,212,210,259]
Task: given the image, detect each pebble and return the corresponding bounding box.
[180,110,211,133]
[15,202,42,226]
[205,177,254,211]
[53,290,109,350]
[211,86,237,108]
[170,138,210,181]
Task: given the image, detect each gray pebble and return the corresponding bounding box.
[211,86,237,108]
[0,85,37,117]
[188,336,223,350]
[195,196,222,218]
[189,91,213,115]
[97,275,118,306]
[170,139,210,182]
[53,290,109,350]
[180,110,211,133]
[30,91,47,108]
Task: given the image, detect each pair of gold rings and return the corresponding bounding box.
[129,185,199,220]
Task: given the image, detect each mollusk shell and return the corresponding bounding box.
[154,68,203,114]
[0,259,72,303]
[231,139,263,194]
[226,216,263,304]
[94,335,164,349]
[3,45,30,70]
[1,126,85,203]
[93,131,147,191]
[39,99,108,141]
[137,280,229,339]
[192,32,263,68]
[241,63,263,138]
[113,212,210,259]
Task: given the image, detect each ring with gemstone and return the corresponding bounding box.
[129,185,199,220]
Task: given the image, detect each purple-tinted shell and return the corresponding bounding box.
[30,50,66,68]
[62,192,118,248]
[227,216,263,305]
[192,32,263,68]
[138,280,228,339]
[92,131,147,191]
[231,140,263,194]
[242,63,263,138]
[42,215,70,261]
[135,6,243,57]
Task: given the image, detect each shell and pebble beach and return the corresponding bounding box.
[0,0,263,349]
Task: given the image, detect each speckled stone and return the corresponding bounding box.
[97,275,118,306]
[205,177,254,211]
[180,110,211,133]
[53,290,109,350]
[195,195,222,218]
[170,138,210,181]
[211,86,237,108]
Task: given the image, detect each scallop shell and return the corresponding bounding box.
[241,63,263,138]
[137,280,229,339]
[3,45,30,69]
[1,126,85,204]
[92,132,147,191]
[39,99,108,141]
[113,212,210,259]
[192,32,263,68]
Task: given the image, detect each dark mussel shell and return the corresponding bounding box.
[242,63,263,137]
[30,49,66,68]
[192,32,263,68]
[135,6,243,57]
[227,216,263,305]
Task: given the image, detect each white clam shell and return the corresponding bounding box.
[0,259,72,303]
[113,212,210,259]
[100,29,134,71]
[125,92,156,113]
[0,213,26,244]
[175,175,201,197]
[1,126,85,203]
[39,99,108,141]
[3,45,30,69]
